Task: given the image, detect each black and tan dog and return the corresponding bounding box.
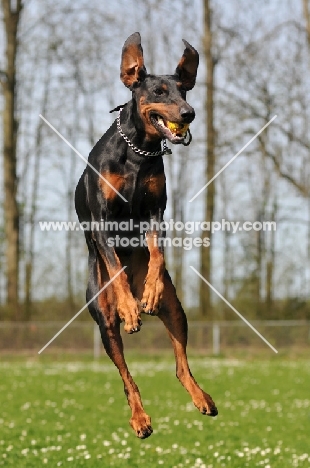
[75,32,217,439]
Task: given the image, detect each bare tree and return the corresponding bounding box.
[200,0,216,319]
[1,0,23,316]
[303,0,310,48]
[24,45,53,319]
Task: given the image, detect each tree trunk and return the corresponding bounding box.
[24,46,52,319]
[266,201,276,312]
[65,79,80,315]
[200,0,216,318]
[303,0,310,48]
[1,0,23,317]
[171,148,187,305]
[303,0,310,303]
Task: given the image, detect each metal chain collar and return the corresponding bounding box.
[117,108,172,157]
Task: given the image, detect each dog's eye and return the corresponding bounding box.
[154,88,164,96]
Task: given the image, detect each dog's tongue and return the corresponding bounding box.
[167,121,189,136]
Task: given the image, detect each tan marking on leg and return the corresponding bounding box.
[96,258,115,314]
[141,233,165,314]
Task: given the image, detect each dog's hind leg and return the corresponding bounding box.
[98,312,153,439]
[158,271,218,417]
[94,259,153,439]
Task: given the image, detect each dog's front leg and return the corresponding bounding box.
[141,213,165,315]
[94,230,142,334]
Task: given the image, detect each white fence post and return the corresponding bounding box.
[93,323,101,359]
[212,323,220,355]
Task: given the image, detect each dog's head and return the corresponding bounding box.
[120,32,199,144]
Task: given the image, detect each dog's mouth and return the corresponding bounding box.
[150,114,189,143]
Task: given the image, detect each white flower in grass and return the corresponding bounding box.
[80,434,86,441]
[21,402,31,410]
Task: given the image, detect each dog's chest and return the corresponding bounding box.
[129,170,166,215]
[99,162,166,217]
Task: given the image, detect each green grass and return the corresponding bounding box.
[0,354,309,467]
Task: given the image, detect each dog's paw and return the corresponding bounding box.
[130,413,153,439]
[192,391,218,417]
[123,318,142,334]
[141,275,164,315]
[118,298,142,334]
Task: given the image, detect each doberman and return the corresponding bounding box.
[75,32,217,439]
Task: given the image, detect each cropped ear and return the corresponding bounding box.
[175,39,199,91]
[120,32,147,88]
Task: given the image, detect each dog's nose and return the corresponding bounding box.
[180,106,195,123]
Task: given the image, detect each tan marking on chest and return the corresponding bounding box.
[144,173,165,197]
[99,172,126,201]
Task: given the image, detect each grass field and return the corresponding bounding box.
[0,353,309,467]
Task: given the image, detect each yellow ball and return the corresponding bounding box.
[167,121,179,131]
[167,122,189,133]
